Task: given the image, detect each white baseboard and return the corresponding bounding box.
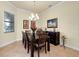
[0,40,17,48]
[65,45,79,51]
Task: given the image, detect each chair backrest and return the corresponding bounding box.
[36,28,43,36]
[22,31,27,40]
[38,34,47,44]
[25,31,31,42]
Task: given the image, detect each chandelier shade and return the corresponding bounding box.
[29,13,39,21]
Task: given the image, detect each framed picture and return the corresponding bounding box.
[47,18,58,28]
[23,20,29,29]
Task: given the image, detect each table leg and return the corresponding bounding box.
[31,32,35,57]
[47,38,50,51]
[31,43,34,57]
[31,36,35,57]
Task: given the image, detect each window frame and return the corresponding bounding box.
[4,11,15,33]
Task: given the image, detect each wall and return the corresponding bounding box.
[0,2,17,47]
[38,1,79,51]
[16,8,32,41]
[0,2,32,47]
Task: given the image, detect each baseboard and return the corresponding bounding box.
[0,40,17,48]
[65,45,79,51]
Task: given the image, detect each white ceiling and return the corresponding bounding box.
[10,1,61,13]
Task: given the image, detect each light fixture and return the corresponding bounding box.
[29,1,39,21]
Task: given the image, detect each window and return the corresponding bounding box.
[4,11,14,33]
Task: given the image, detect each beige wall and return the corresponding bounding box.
[38,2,79,51]
[16,8,32,41]
[0,2,32,47]
[0,2,17,47]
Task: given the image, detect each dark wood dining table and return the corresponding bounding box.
[30,32,50,57]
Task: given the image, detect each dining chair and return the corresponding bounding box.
[25,31,31,53]
[22,31,27,49]
[34,34,47,57]
[22,31,31,53]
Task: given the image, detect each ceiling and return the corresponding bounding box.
[10,1,61,13]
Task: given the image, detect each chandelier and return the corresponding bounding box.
[29,1,39,21]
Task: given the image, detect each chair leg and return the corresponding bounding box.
[45,43,47,53]
[22,38,24,44]
[27,42,29,53]
[38,44,40,57]
[38,48,40,57]
[24,40,26,49]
